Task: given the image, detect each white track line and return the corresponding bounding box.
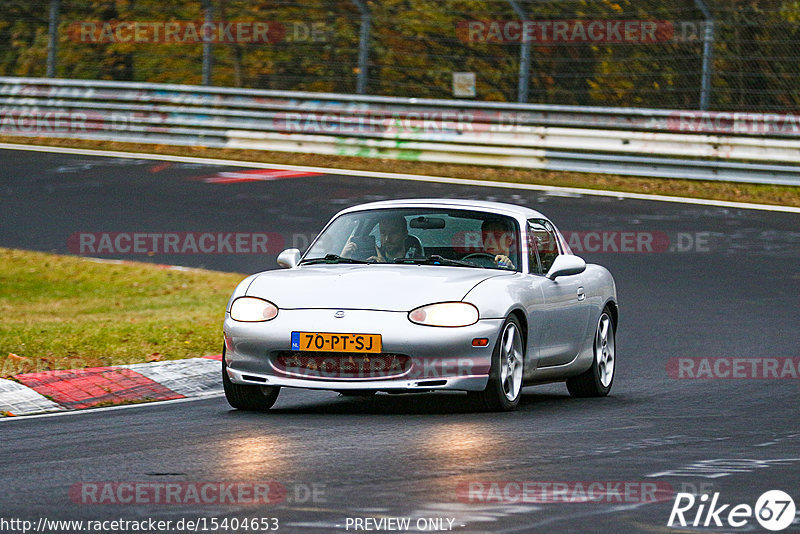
[0,391,224,423]
[1,142,798,214]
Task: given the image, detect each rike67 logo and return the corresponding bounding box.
[668,490,796,531]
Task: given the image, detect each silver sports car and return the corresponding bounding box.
[222,199,617,412]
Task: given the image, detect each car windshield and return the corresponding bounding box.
[302,208,521,271]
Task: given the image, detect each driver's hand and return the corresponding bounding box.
[495,255,515,269]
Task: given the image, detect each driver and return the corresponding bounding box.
[481,219,516,269]
[342,215,421,262]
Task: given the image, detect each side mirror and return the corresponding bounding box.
[547,255,586,280]
[277,248,301,269]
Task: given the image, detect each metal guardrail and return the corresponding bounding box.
[1,77,799,185]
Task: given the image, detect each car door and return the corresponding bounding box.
[528,219,590,367]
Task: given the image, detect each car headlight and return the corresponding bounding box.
[230,297,278,322]
[408,302,479,327]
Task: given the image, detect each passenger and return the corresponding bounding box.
[342,215,422,262]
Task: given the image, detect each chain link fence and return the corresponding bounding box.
[1,0,799,112]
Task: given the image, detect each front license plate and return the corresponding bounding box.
[291,332,382,353]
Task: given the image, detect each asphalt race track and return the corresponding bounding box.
[1,147,799,533]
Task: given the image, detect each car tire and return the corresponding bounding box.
[222,348,280,411]
[468,315,525,412]
[566,308,615,398]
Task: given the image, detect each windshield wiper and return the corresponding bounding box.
[394,255,476,267]
[300,254,371,265]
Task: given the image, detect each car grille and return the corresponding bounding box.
[272,351,411,380]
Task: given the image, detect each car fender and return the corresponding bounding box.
[463,273,546,376]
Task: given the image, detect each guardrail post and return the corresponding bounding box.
[202,0,213,86]
[352,0,371,94]
[46,0,60,77]
[694,0,714,110]
[508,1,530,103]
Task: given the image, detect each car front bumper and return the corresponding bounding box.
[223,309,502,392]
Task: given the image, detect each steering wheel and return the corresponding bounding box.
[461,252,498,268]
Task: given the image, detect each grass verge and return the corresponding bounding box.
[0,248,244,378]
[1,136,798,207]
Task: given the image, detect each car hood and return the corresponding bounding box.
[245,264,511,311]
